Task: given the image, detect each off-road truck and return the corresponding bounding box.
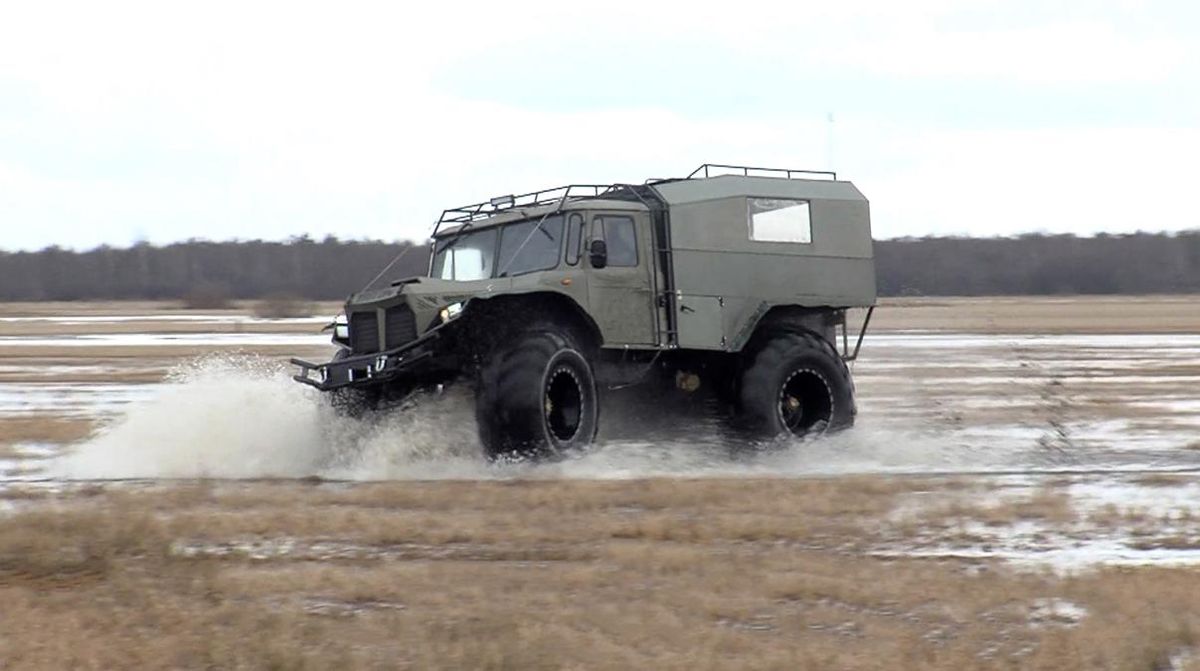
[292,164,876,458]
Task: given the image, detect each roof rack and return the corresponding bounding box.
[434,183,644,233]
[433,164,837,235]
[686,163,837,181]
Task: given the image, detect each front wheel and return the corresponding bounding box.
[738,331,855,439]
[476,330,599,460]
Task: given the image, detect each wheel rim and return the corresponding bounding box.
[545,365,584,442]
[777,368,833,435]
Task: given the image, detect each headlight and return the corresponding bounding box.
[333,314,349,339]
[439,302,464,323]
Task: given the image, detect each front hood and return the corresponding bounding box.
[350,276,512,306]
[346,276,518,335]
[392,276,514,312]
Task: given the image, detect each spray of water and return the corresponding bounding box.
[53,355,480,481]
[52,355,1025,482]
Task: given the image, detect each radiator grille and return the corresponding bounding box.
[349,311,380,354]
[385,304,418,349]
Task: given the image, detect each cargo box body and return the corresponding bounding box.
[652,175,875,350]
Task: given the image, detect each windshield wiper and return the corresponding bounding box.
[436,221,477,259]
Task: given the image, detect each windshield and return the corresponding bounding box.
[431,228,498,281]
[497,216,563,277]
[431,216,564,280]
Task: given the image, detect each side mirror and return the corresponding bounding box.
[589,239,608,269]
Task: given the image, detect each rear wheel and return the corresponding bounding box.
[476,330,599,460]
[738,331,855,439]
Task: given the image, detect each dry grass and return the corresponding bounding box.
[2,479,1200,670]
[1087,503,1158,527]
[0,300,344,317]
[253,292,316,319]
[0,344,333,361]
[1133,473,1195,487]
[5,295,1199,335]
[1128,536,1200,551]
[0,368,165,384]
[901,487,1077,532]
[0,304,331,388]
[865,294,1200,334]
[0,320,322,337]
[0,417,94,448]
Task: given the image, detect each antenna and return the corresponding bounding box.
[826,112,836,174]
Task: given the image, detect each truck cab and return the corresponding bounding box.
[429,200,659,347]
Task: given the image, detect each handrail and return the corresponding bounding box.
[433,164,838,236]
[434,183,642,236]
[686,163,837,180]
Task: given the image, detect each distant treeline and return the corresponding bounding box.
[1,231,1198,301]
[876,231,1200,296]
[0,236,431,302]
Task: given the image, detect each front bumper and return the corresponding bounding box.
[291,330,440,391]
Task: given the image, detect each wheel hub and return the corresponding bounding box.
[545,366,584,442]
[777,368,833,436]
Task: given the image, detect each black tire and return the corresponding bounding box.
[738,331,855,439]
[476,330,599,460]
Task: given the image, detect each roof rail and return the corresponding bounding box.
[434,183,645,235]
[686,163,837,181]
[432,164,838,236]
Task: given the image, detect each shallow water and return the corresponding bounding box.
[3,329,1198,571]
[20,327,1198,482]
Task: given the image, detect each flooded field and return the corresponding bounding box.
[5,300,1200,564]
[3,297,1200,669]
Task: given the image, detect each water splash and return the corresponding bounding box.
[52,354,1185,483]
[48,355,976,481]
[53,355,485,480]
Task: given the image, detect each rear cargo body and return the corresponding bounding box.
[652,175,875,350]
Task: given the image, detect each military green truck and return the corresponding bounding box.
[292,164,876,458]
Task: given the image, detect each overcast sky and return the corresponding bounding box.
[1,1,1197,250]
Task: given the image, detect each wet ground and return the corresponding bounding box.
[2,300,1200,571]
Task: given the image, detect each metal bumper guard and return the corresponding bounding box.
[291,331,439,391]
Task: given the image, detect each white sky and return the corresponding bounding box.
[1,0,1198,250]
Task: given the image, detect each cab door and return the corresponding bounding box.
[585,212,656,346]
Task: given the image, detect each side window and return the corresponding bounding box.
[749,198,812,243]
[565,213,583,265]
[595,215,638,267]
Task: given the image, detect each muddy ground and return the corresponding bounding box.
[2,296,1200,669]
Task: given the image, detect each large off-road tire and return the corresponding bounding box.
[738,331,855,439]
[476,330,599,460]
